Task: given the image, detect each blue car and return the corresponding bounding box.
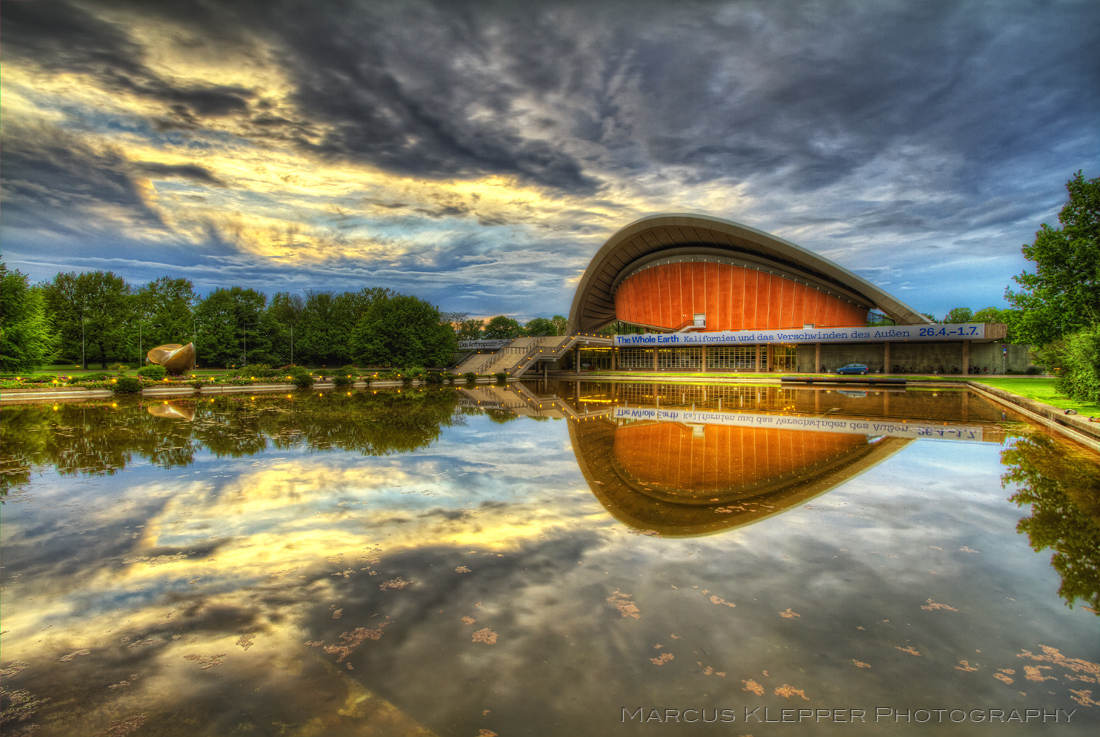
[835,363,869,375]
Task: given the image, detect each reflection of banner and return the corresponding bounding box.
[458,398,505,409]
[613,323,987,347]
[458,339,511,350]
[612,407,993,443]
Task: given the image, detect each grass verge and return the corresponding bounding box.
[968,377,1100,416]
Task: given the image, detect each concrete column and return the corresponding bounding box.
[653,347,659,372]
[815,342,821,373]
[962,340,970,374]
[755,344,762,372]
[701,344,707,373]
[610,346,617,371]
[574,344,581,373]
[766,344,773,372]
[883,342,890,374]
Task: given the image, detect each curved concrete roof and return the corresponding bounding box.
[567,213,932,332]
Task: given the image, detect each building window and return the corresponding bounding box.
[618,347,651,369]
[657,347,702,370]
[707,345,757,370]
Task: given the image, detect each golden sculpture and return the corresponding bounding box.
[147,342,196,375]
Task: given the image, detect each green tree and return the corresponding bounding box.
[1006,172,1100,346]
[483,315,521,339]
[523,317,557,336]
[194,287,268,368]
[0,262,57,372]
[351,294,456,367]
[942,307,974,324]
[267,292,304,364]
[133,277,195,362]
[295,290,358,366]
[921,313,940,324]
[551,315,568,336]
[457,319,484,341]
[42,270,134,369]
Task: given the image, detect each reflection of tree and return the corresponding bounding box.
[0,389,461,494]
[1002,432,1100,613]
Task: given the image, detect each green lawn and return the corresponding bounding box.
[968,377,1100,416]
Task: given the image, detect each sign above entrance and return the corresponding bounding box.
[613,323,988,347]
[458,339,511,350]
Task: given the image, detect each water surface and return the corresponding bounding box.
[2,383,1097,735]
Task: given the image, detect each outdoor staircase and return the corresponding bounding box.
[451,332,615,376]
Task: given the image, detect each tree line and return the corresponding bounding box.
[0,266,576,372]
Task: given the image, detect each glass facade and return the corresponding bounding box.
[706,345,757,370]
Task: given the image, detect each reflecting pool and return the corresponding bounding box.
[2,382,1098,736]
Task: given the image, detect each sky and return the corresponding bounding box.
[2,0,1098,322]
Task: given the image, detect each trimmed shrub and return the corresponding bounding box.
[137,364,167,380]
[424,372,444,385]
[334,374,354,387]
[115,376,142,393]
[463,372,478,385]
[292,372,315,389]
[494,372,508,384]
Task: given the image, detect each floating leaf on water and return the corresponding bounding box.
[0,661,30,678]
[742,679,764,696]
[60,649,91,662]
[774,684,809,700]
[921,599,958,612]
[958,546,979,554]
[852,660,871,669]
[332,609,343,619]
[461,617,476,625]
[1024,665,1057,682]
[994,671,1014,685]
[472,628,498,645]
[709,595,736,608]
[183,653,227,669]
[779,608,800,619]
[606,591,641,619]
[455,566,471,573]
[955,660,978,672]
[235,634,255,651]
[1017,646,1100,677]
[380,578,413,590]
[323,624,387,662]
[649,653,674,665]
[1069,690,1099,707]
[93,713,147,737]
[895,646,922,656]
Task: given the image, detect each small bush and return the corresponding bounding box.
[424,372,444,385]
[494,372,508,384]
[111,363,130,375]
[334,374,354,387]
[292,372,315,389]
[1026,366,1041,375]
[463,372,478,385]
[138,364,167,380]
[115,376,142,393]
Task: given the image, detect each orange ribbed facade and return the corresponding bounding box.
[614,262,867,331]
[612,423,866,494]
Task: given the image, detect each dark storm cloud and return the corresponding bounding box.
[0,122,165,234]
[0,1,254,127]
[131,161,227,186]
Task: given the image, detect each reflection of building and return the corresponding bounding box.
[565,214,1029,373]
[549,379,1011,537]
[569,415,912,537]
